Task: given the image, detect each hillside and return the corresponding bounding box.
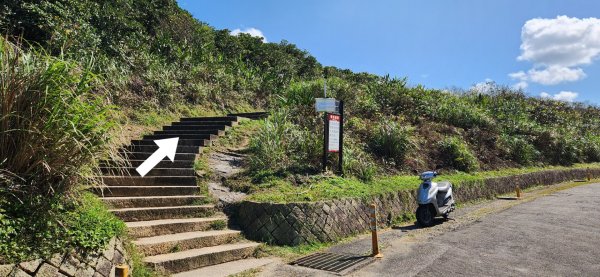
[3,0,599,180]
[2,0,600,270]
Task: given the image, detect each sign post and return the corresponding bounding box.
[316,99,344,175]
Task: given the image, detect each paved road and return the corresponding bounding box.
[355,183,600,277]
[261,183,600,277]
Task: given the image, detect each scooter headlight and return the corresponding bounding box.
[422,182,430,189]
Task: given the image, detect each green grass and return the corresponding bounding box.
[247,163,600,203]
[209,220,227,230]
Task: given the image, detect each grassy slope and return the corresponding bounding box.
[247,163,600,203]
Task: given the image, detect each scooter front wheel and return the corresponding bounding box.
[416,205,435,227]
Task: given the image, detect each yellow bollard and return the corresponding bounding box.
[587,167,591,182]
[115,265,129,277]
[516,186,522,199]
[369,203,383,258]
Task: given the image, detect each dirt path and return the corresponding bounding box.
[259,180,599,276]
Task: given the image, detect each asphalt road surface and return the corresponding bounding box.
[262,182,600,277]
[355,182,600,277]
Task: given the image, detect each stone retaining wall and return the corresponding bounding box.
[236,168,600,245]
[0,237,130,277]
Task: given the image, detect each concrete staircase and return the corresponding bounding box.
[95,114,272,276]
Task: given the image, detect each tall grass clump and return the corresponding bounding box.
[0,38,118,262]
[248,110,321,175]
[438,137,480,172]
[499,134,540,165]
[0,38,112,197]
[369,121,415,165]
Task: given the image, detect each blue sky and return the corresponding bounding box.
[178,0,600,104]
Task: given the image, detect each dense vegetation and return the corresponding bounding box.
[1,0,599,258]
[0,37,124,262]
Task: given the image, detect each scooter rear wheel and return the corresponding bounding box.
[416,205,435,227]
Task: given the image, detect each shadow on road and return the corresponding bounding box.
[391,218,450,231]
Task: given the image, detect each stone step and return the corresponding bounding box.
[180,116,239,122]
[163,125,229,131]
[145,242,260,274]
[228,112,268,119]
[100,168,196,177]
[110,205,215,222]
[100,159,194,169]
[172,121,236,127]
[172,258,276,277]
[126,217,228,239]
[94,186,199,197]
[99,176,197,186]
[135,230,241,256]
[118,152,197,160]
[124,145,202,154]
[143,134,217,141]
[102,195,208,209]
[153,130,224,136]
[131,139,212,147]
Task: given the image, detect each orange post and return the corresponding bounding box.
[115,265,129,277]
[587,167,591,181]
[516,186,522,199]
[369,203,383,258]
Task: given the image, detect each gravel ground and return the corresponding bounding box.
[259,182,600,277]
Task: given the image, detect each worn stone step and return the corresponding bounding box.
[172,121,236,127]
[143,134,217,140]
[101,159,194,169]
[228,112,268,119]
[94,186,199,197]
[153,130,224,136]
[124,145,202,154]
[131,139,212,147]
[110,205,215,222]
[102,195,208,209]
[99,176,197,186]
[172,258,277,277]
[118,152,197,160]
[126,217,228,239]
[136,230,241,256]
[180,116,239,122]
[100,167,196,177]
[163,125,229,131]
[145,242,260,274]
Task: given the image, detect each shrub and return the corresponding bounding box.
[370,121,415,165]
[248,110,321,174]
[580,134,600,162]
[0,38,118,262]
[342,142,377,181]
[438,137,480,172]
[0,37,113,200]
[0,193,125,262]
[499,135,540,165]
[534,131,581,166]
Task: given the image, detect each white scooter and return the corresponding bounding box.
[416,171,456,227]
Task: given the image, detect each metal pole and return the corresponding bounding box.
[323,113,329,173]
[338,101,344,176]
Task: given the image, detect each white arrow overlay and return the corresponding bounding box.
[136,137,179,177]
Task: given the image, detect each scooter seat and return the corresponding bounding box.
[437,181,451,192]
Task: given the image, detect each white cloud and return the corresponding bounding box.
[540,91,578,102]
[509,65,586,86]
[472,78,495,93]
[230,27,267,42]
[512,80,528,90]
[510,15,600,88]
[519,16,600,67]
